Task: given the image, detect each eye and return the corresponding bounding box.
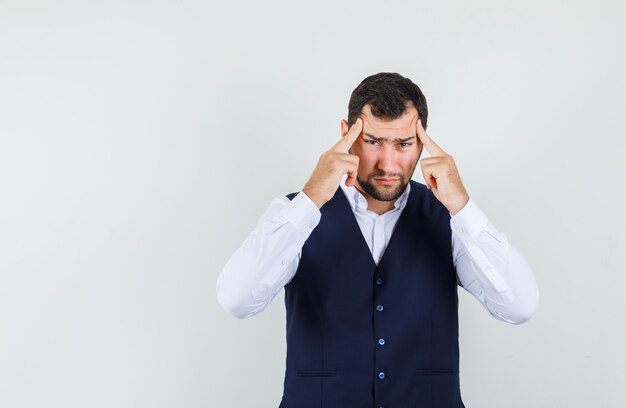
[399,143,412,147]
[365,140,379,145]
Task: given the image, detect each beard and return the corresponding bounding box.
[356,172,409,202]
[356,159,419,202]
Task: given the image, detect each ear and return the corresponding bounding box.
[341,119,349,137]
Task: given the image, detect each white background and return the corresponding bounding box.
[1,1,624,407]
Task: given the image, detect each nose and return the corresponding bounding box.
[376,145,399,175]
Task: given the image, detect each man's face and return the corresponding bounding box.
[341,104,424,202]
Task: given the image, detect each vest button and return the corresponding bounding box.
[378,371,385,380]
[378,338,385,345]
[376,304,384,312]
[375,278,383,285]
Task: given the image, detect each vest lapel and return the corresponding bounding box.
[376,182,416,270]
[330,182,417,271]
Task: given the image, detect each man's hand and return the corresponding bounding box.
[302,118,363,209]
[417,118,470,216]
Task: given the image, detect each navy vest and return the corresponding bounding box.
[279,180,465,408]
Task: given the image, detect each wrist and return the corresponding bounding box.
[302,186,326,209]
[448,194,470,216]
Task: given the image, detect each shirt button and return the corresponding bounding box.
[376,305,384,312]
[378,338,385,345]
[378,371,385,380]
[376,278,383,285]
[281,260,288,266]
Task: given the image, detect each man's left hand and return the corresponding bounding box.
[416,118,470,216]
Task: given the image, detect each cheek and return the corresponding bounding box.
[351,146,374,163]
[408,145,421,161]
[352,156,373,179]
[401,151,420,171]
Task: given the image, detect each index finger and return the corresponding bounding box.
[416,118,447,157]
[332,118,363,153]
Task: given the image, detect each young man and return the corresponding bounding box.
[217,72,539,408]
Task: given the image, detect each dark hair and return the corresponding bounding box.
[347,72,428,129]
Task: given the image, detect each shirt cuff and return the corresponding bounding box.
[281,191,322,233]
[449,197,489,238]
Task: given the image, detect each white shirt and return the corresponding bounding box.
[216,174,539,323]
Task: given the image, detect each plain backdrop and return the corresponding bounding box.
[1,1,625,407]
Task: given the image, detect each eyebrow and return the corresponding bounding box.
[362,133,416,143]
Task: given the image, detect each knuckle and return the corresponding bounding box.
[327,152,340,163]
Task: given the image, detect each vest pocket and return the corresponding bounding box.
[416,368,455,376]
[411,369,462,407]
[296,369,338,377]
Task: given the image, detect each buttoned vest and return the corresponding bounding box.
[279,180,465,408]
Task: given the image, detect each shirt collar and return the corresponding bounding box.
[339,173,411,214]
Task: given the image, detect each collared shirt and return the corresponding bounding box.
[216,174,539,324]
[338,175,411,266]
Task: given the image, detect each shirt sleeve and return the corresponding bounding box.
[450,197,540,324]
[216,191,321,318]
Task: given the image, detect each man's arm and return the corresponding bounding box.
[451,198,539,324]
[414,118,539,323]
[216,192,320,319]
[217,118,364,318]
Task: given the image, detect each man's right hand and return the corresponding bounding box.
[302,118,363,209]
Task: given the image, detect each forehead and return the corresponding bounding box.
[360,104,419,135]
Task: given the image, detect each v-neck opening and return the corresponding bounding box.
[334,182,416,270]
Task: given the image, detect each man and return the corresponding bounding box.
[217,72,539,408]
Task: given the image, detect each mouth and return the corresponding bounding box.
[375,178,399,185]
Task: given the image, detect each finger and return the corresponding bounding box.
[339,157,359,186]
[423,171,437,189]
[332,118,363,153]
[416,118,447,157]
[420,161,438,190]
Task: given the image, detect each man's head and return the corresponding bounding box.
[341,72,428,203]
